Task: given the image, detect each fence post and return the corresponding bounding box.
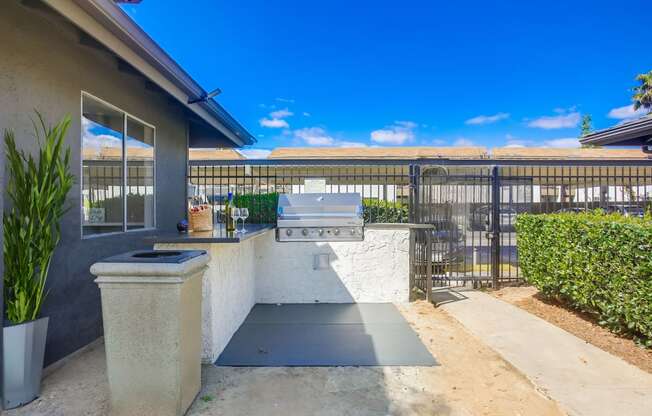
[425,228,433,302]
[491,166,501,288]
[409,228,416,301]
[409,164,421,223]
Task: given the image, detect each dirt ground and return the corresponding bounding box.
[6,301,563,416]
[492,286,652,374]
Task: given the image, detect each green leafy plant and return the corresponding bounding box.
[516,211,652,347]
[633,70,652,113]
[362,198,409,223]
[230,194,409,224]
[232,192,279,224]
[3,113,74,324]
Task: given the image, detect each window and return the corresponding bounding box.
[82,93,155,237]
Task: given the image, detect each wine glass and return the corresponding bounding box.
[230,207,241,233]
[240,208,249,232]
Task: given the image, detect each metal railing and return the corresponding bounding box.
[188,159,652,292]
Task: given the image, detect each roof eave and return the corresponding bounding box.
[48,0,255,146]
[580,117,652,146]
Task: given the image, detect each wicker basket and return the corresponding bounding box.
[188,204,213,232]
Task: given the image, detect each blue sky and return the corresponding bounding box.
[123,1,651,157]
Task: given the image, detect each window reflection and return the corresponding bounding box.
[126,117,155,230]
[82,95,124,236]
[81,94,156,236]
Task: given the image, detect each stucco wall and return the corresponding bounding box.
[254,228,411,303]
[156,227,410,362]
[156,242,257,363]
[0,1,188,365]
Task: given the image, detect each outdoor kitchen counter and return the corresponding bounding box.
[149,223,420,363]
[145,223,275,244]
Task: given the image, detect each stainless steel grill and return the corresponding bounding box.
[276,193,364,242]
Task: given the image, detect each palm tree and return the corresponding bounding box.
[633,71,652,113]
[580,114,593,136]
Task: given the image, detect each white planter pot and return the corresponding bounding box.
[2,317,49,410]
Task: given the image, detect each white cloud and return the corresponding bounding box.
[82,118,122,150]
[259,118,289,128]
[275,97,295,103]
[465,112,510,125]
[503,133,529,148]
[501,134,579,148]
[370,121,417,145]
[453,138,475,147]
[528,111,580,129]
[607,104,647,121]
[239,148,272,159]
[395,120,417,129]
[542,137,580,148]
[294,127,335,146]
[337,141,368,148]
[269,108,293,119]
[303,112,311,117]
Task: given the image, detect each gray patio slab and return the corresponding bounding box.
[216,303,437,367]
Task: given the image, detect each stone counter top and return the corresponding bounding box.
[145,223,275,244]
[146,222,434,245]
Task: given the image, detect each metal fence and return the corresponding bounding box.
[188,159,652,293]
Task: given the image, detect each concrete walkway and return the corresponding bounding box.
[439,289,652,416]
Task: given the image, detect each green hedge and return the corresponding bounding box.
[362,198,409,223]
[516,212,652,347]
[232,193,278,224]
[229,194,409,224]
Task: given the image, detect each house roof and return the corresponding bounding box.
[83,146,153,161]
[580,115,652,147]
[189,148,246,160]
[491,147,651,160]
[42,0,254,147]
[268,147,489,160]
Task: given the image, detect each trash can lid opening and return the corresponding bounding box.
[100,250,207,264]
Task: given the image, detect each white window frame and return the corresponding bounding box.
[80,91,157,239]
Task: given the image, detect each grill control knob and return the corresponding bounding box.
[302,229,309,236]
[285,229,293,236]
[333,228,340,235]
[318,229,324,236]
[350,228,356,235]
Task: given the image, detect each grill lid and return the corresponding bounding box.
[277,193,363,219]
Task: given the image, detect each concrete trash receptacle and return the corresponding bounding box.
[91,250,209,416]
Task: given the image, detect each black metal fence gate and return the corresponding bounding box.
[187,159,652,297]
[410,166,499,295]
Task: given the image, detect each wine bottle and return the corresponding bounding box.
[225,192,235,232]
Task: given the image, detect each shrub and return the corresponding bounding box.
[362,198,409,223]
[228,194,409,224]
[516,211,652,347]
[232,193,279,224]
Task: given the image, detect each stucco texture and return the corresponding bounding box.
[0,0,188,365]
[156,242,257,363]
[254,229,410,304]
[159,228,410,362]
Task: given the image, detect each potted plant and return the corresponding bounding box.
[2,113,74,409]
